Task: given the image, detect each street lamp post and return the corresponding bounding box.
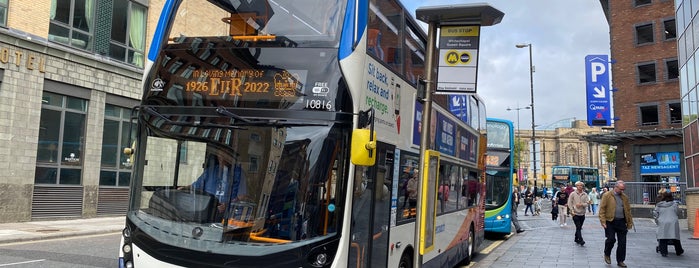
[507,105,530,186]
[516,43,537,190]
[506,105,530,137]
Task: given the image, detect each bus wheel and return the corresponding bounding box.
[461,228,475,265]
[398,251,412,268]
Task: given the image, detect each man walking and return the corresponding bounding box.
[555,185,569,226]
[511,186,524,233]
[599,180,633,267]
[568,181,590,246]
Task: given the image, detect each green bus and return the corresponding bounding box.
[551,166,600,190]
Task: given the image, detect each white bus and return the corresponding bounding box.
[118,1,488,267]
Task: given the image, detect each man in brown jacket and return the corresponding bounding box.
[598,180,633,267]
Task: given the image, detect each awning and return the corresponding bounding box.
[581,128,682,145]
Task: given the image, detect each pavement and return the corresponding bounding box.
[0,216,125,244]
[473,199,699,268]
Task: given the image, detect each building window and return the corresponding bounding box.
[663,18,676,40]
[49,0,147,67]
[693,15,699,53]
[110,1,147,67]
[36,91,88,185]
[665,59,679,80]
[668,102,681,124]
[100,104,134,187]
[635,23,654,45]
[179,142,188,163]
[0,0,8,27]
[49,0,94,50]
[637,62,657,84]
[634,0,652,7]
[249,156,259,173]
[639,105,659,126]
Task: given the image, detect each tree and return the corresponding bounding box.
[602,144,616,164]
[514,138,527,170]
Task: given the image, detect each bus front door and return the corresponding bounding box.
[348,142,394,268]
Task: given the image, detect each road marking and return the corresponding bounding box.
[0,232,120,246]
[480,239,504,254]
[0,259,46,266]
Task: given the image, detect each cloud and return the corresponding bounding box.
[404,0,610,129]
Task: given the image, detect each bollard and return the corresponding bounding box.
[692,208,699,240]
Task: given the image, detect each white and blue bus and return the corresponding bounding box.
[484,118,514,235]
[118,1,488,267]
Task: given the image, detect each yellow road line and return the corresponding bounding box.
[479,239,504,254]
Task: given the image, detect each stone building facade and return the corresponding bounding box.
[515,120,610,189]
[0,0,159,223]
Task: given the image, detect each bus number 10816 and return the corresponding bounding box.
[305,99,332,111]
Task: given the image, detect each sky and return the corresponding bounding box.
[402,0,611,130]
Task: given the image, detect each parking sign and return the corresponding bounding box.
[585,55,611,126]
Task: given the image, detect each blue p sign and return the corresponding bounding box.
[585,55,611,126]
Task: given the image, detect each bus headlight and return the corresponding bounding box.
[495,215,502,220]
[123,244,132,254]
[122,227,131,238]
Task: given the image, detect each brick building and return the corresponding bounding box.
[0,0,162,223]
[587,1,683,190]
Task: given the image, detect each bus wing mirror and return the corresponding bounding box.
[122,106,139,161]
[351,128,376,166]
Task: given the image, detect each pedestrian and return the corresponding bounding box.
[565,183,574,195]
[599,180,633,267]
[511,186,524,233]
[555,185,569,226]
[564,184,574,217]
[653,191,684,257]
[590,187,600,215]
[534,196,542,216]
[568,181,590,246]
[551,201,559,221]
[542,187,548,199]
[439,181,449,212]
[406,171,418,209]
[523,189,534,216]
[588,188,593,213]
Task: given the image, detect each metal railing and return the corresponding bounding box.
[606,181,687,205]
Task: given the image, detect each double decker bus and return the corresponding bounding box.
[484,118,514,235]
[117,1,488,267]
[551,166,600,190]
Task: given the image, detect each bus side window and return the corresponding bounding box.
[367,29,384,60]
